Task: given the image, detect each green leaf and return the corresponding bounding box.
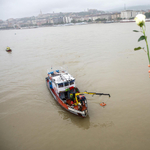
[133,30,139,32]
[138,36,145,42]
[134,47,142,51]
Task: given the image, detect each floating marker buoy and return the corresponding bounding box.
[100,102,106,106]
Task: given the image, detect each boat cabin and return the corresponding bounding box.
[48,70,76,96]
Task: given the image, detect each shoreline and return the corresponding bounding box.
[0,21,121,31]
[1,20,149,31]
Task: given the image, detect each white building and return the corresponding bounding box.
[121,10,143,19]
[63,16,72,23]
[92,14,112,21]
[92,15,100,21]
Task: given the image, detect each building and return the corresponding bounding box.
[111,13,121,20]
[53,17,64,24]
[91,15,100,21]
[71,17,83,22]
[99,14,112,20]
[48,19,54,24]
[0,22,8,28]
[82,16,91,21]
[35,19,47,26]
[63,16,72,23]
[121,10,143,19]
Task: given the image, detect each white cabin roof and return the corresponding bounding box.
[51,72,75,84]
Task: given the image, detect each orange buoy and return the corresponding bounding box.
[148,65,150,67]
[100,102,106,106]
[148,70,150,73]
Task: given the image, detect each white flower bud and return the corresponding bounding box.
[134,14,146,27]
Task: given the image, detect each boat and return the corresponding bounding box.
[45,68,110,117]
[6,47,12,52]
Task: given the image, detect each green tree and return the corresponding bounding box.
[95,18,101,22]
[145,12,150,18]
[71,20,77,23]
[117,17,122,20]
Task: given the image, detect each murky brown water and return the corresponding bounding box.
[0,23,150,150]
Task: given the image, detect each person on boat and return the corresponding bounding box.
[70,93,74,105]
[6,47,10,50]
[73,95,81,108]
[79,95,86,106]
[77,95,82,111]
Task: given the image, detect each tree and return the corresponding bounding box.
[145,12,150,18]
[71,20,77,23]
[117,17,122,20]
[95,18,101,22]
[95,18,106,22]
[129,17,134,20]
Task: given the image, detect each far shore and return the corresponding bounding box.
[0,20,129,31]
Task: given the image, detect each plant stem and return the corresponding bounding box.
[142,26,150,64]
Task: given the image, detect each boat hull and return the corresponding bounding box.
[6,49,12,52]
[46,77,88,117]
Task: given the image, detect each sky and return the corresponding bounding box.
[0,0,150,20]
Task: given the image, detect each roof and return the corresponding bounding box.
[52,72,75,84]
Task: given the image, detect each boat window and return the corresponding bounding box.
[70,80,74,85]
[58,83,63,88]
[60,92,66,100]
[64,82,69,86]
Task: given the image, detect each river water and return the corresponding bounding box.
[0,23,150,150]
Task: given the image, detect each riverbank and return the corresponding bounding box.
[0,21,119,30]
